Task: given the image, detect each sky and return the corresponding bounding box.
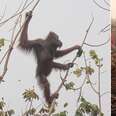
[0,0,110,115]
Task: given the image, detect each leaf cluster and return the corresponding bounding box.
[65,82,75,90]
[22,88,39,102]
[0,38,5,48]
[24,108,36,115]
[53,111,67,116]
[0,98,15,116]
[73,66,94,77]
[75,97,103,116]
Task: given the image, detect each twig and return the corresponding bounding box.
[10,15,22,42]
[0,49,9,64]
[93,0,110,11]
[100,91,110,97]
[0,0,34,26]
[48,17,94,116]
[77,76,87,103]
[100,24,110,33]
[103,0,110,6]
[0,0,41,82]
[84,39,110,47]
[8,0,29,32]
[0,4,7,22]
[98,60,102,114]
[83,52,98,94]
[100,28,110,32]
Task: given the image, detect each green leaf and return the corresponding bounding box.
[25,108,36,115]
[0,99,6,110]
[59,111,67,116]
[0,38,5,47]
[53,111,67,116]
[85,66,94,75]
[89,50,101,65]
[6,109,15,116]
[89,50,98,59]
[22,88,39,102]
[0,111,4,116]
[86,80,90,84]
[77,47,83,57]
[75,97,103,116]
[73,68,82,77]
[64,102,68,108]
[75,109,83,116]
[65,82,75,90]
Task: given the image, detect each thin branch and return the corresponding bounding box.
[83,52,98,94]
[14,0,25,15]
[72,17,94,63]
[0,16,21,65]
[93,0,110,11]
[0,0,34,26]
[84,39,110,47]
[98,60,102,114]
[0,5,7,22]
[31,0,40,11]
[100,91,110,97]
[100,24,110,33]
[77,77,87,103]
[8,0,29,32]
[0,49,9,64]
[11,16,22,42]
[48,17,94,116]
[103,0,110,6]
[100,28,110,32]
[0,0,41,82]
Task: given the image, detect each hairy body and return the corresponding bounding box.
[19,11,81,105]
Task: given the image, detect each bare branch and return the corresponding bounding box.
[103,0,110,6]
[0,49,9,64]
[48,17,94,116]
[84,39,110,47]
[83,52,98,94]
[0,0,34,27]
[93,0,110,11]
[0,5,7,22]
[100,24,110,33]
[98,59,102,113]
[0,0,41,82]
[100,91,110,97]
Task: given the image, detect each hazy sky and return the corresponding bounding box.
[0,0,110,115]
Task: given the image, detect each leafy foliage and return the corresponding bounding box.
[0,98,5,110]
[24,108,36,115]
[89,50,103,68]
[65,82,75,90]
[53,111,67,116]
[64,102,68,108]
[73,68,82,77]
[0,98,15,116]
[73,66,94,77]
[5,109,15,116]
[22,88,39,102]
[0,38,5,48]
[75,97,103,116]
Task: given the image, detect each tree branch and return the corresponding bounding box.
[0,0,41,82]
[84,39,110,47]
[0,0,34,27]
[48,17,94,116]
[93,0,110,11]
